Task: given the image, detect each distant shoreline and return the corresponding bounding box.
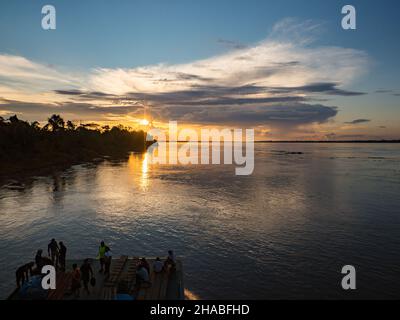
[254,140,400,143]
[174,140,400,143]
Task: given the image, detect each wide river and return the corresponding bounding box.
[0,143,399,299]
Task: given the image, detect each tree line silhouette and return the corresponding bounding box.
[0,114,152,175]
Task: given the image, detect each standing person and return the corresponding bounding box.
[164,250,176,269]
[104,247,112,279]
[97,241,107,273]
[71,264,81,298]
[80,259,94,295]
[59,241,67,272]
[35,249,44,271]
[48,238,59,268]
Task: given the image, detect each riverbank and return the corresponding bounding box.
[0,141,154,183]
[0,114,155,182]
[0,152,106,182]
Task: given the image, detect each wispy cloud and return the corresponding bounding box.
[217,38,247,50]
[375,89,392,93]
[0,55,84,89]
[156,103,338,126]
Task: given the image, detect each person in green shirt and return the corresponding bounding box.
[97,241,107,273]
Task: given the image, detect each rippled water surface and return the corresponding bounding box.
[1,143,400,299]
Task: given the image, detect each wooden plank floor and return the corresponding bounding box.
[103,255,128,287]
[120,257,140,288]
[137,261,167,300]
[48,272,72,300]
[138,262,180,300]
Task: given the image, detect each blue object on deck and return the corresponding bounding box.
[18,275,47,300]
[115,293,135,300]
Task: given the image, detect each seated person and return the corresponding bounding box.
[33,251,52,274]
[153,257,163,273]
[136,265,150,287]
[139,258,150,274]
[16,262,35,288]
[41,256,53,267]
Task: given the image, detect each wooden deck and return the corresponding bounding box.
[10,257,184,300]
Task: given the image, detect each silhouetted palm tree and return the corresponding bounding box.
[9,115,20,124]
[46,114,65,132]
[66,120,75,131]
[31,121,40,130]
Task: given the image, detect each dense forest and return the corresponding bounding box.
[0,114,153,177]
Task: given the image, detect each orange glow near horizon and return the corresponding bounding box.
[30,114,399,141]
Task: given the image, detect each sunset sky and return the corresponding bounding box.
[0,0,400,140]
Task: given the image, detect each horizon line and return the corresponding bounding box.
[165,140,400,143]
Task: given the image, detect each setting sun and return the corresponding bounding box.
[139,119,150,126]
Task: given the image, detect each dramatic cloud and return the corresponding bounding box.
[268,82,366,96]
[344,119,371,124]
[154,103,338,126]
[0,19,370,132]
[87,38,368,96]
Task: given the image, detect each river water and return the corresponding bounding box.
[0,143,399,299]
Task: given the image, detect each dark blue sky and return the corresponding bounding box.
[0,1,398,69]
